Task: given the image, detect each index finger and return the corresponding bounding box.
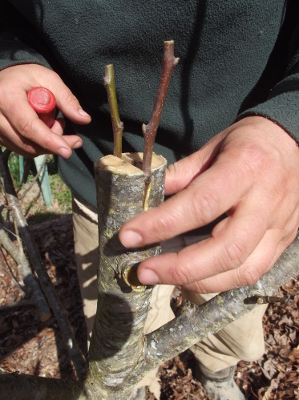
[119,154,253,248]
[136,200,269,287]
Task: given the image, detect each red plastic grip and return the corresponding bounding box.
[27,87,56,128]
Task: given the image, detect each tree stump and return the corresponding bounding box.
[87,153,167,399]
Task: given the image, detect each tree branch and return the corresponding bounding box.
[104,64,124,158]
[142,40,179,206]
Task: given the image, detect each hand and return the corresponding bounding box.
[119,116,299,293]
[0,64,91,158]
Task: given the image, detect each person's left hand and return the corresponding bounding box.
[119,116,299,293]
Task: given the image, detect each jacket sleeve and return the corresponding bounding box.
[237,5,299,143]
[0,1,51,71]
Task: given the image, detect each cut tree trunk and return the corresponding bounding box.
[86,152,167,399]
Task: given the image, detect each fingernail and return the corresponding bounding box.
[121,230,143,247]
[58,147,70,158]
[78,108,90,118]
[72,140,82,149]
[138,269,160,285]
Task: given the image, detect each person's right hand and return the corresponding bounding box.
[0,64,91,158]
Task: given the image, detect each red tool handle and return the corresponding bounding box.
[27,87,56,128]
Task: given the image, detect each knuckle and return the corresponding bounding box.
[17,118,54,152]
[245,144,265,165]
[152,211,177,241]
[236,266,260,287]
[47,69,63,86]
[18,135,38,154]
[219,240,246,271]
[0,87,14,114]
[170,260,192,286]
[191,280,210,294]
[42,132,55,150]
[239,145,269,178]
[64,91,79,107]
[192,190,219,224]
[50,70,60,81]
[18,116,37,139]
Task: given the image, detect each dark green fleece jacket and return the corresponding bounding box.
[0,1,299,209]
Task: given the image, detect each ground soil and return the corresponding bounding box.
[0,215,298,399]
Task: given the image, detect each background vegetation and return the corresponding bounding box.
[5,153,72,225]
